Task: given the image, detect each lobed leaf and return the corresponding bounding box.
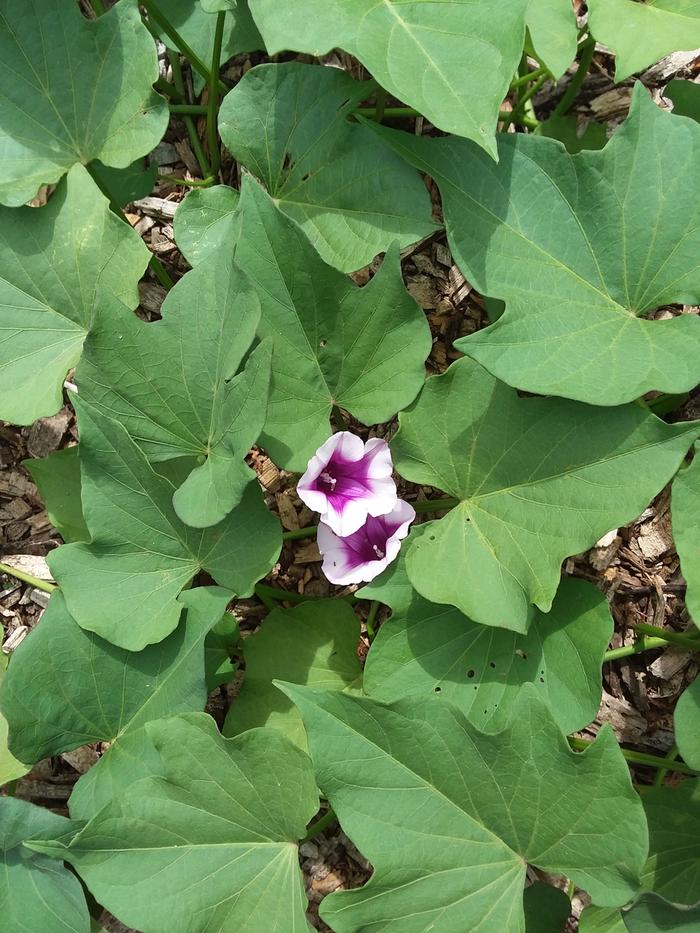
[0,0,167,206]
[48,398,281,650]
[219,61,438,271]
[364,577,612,734]
[370,86,700,405]
[174,184,240,265]
[0,165,148,425]
[0,587,231,764]
[391,356,699,629]
[77,260,272,528]
[640,780,700,905]
[224,600,362,749]
[24,447,88,543]
[0,797,89,933]
[234,178,432,469]
[281,684,648,930]
[34,714,318,933]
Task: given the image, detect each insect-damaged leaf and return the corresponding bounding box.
[234,178,432,470]
[391,356,698,630]
[370,86,700,405]
[48,399,280,651]
[0,0,167,207]
[281,685,648,931]
[219,62,438,271]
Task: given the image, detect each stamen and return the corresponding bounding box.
[320,470,337,490]
[372,544,385,559]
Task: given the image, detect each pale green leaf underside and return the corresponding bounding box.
[0,587,230,765]
[24,447,88,543]
[174,185,240,265]
[0,797,90,933]
[235,179,432,469]
[247,0,527,152]
[49,399,280,651]
[282,685,647,932]
[0,0,167,207]
[0,165,148,426]
[674,676,700,769]
[224,600,362,750]
[672,447,700,627]
[371,86,700,405]
[37,715,317,933]
[219,61,438,271]
[78,258,271,529]
[588,0,700,81]
[392,356,699,630]
[365,576,612,735]
[640,781,700,905]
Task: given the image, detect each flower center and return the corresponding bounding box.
[372,544,385,559]
[318,470,338,492]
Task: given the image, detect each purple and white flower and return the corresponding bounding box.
[298,432,397,537]
[317,500,416,585]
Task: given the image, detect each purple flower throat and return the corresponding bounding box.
[314,454,371,503]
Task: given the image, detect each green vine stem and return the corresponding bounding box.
[85,162,175,290]
[632,621,700,651]
[365,600,380,642]
[90,0,106,15]
[303,807,337,841]
[157,173,215,188]
[170,103,208,115]
[374,87,388,123]
[355,105,537,128]
[552,34,596,118]
[154,77,181,101]
[168,50,211,180]
[142,0,227,95]
[604,636,670,662]
[568,736,700,776]
[510,65,549,90]
[0,562,56,594]
[207,12,226,179]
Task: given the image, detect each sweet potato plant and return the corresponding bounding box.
[1,1,700,931]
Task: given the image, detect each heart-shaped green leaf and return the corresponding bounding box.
[524,881,571,933]
[391,356,698,630]
[174,185,240,265]
[235,178,432,469]
[674,676,700,769]
[224,600,362,749]
[281,685,648,929]
[672,446,700,627]
[0,798,89,933]
[0,654,26,787]
[526,0,578,78]
[370,86,700,405]
[365,577,612,734]
[24,447,88,543]
[588,0,700,81]
[0,587,231,764]
[0,0,167,206]
[49,398,280,650]
[640,781,700,904]
[33,714,318,933]
[0,165,148,425]
[247,0,528,153]
[78,259,271,528]
[219,62,438,271]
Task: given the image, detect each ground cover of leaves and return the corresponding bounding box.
[2,15,700,933]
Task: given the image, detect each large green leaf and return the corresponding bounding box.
[235,179,432,469]
[158,0,262,76]
[247,0,528,153]
[523,882,571,933]
[672,447,700,626]
[0,797,89,933]
[622,895,700,931]
[640,781,700,904]
[588,0,700,81]
[219,62,437,272]
[391,356,699,630]
[526,0,578,78]
[174,185,240,266]
[33,714,318,933]
[224,600,362,749]
[78,261,271,528]
[49,398,280,650]
[371,85,700,405]
[667,79,700,122]
[0,655,26,788]
[281,685,648,930]
[0,0,167,207]
[0,587,230,764]
[674,676,700,769]
[25,447,88,543]
[365,577,612,734]
[0,165,148,425]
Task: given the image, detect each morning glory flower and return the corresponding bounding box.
[317,500,416,585]
[298,432,397,537]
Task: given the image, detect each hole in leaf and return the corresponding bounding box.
[515,649,528,659]
[467,669,475,678]
[489,661,496,669]
[433,686,441,693]
[320,339,327,348]
[283,152,293,170]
